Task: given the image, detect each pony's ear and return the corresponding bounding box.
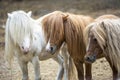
[7,13,12,18]
[101,21,107,31]
[101,21,105,28]
[27,11,32,17]
[62,14,68,21]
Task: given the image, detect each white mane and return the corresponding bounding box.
[6,11,33,45]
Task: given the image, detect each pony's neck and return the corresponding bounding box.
[64,16,86,60]
[64,25,86,60]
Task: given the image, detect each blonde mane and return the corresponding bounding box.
[85,19,120,73]
[84,14,119,47]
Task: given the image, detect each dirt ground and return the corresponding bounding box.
[0,51,112,80]
[0,0,120,80]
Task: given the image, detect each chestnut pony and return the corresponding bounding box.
[40,11,94,80]
[84,15,120,80]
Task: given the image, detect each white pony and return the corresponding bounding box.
[5,10,70,80]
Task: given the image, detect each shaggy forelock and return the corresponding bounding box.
[91,21,106,49]
[7,11,33,45]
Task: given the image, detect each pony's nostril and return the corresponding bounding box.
[22,46,24,49]
[86,56,90,61]
[50,46,53,51]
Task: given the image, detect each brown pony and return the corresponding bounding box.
[84,15,119,80]
[41,11,94,80]
[84,14,119,62]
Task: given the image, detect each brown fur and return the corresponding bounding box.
[64,13,93,61]
[42,11,65,44]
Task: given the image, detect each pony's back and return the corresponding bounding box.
[95,14,119,21]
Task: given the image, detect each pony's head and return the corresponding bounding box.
[6,10,34,54]
[84,31,103,63]
[84,22,106,63]
[84,15,119,63]
[42,11,68,54]
[84,19,120,73]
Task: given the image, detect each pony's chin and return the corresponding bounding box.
[23,51,29,55]
[85,59,96,64]
[21,49,30,55]
[39,51,56,60]
[50,50,56,55]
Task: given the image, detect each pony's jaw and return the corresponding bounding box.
[46,42,57,55]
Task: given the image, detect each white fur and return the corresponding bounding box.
[5,10,46,80]
[27,11,32,17]
[86,38,90,52]
[20,36,31,53]
[45,41,50,52]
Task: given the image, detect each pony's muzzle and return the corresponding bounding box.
[21,46,30,54]
[84,55,96,63]
[24,49,29,53]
